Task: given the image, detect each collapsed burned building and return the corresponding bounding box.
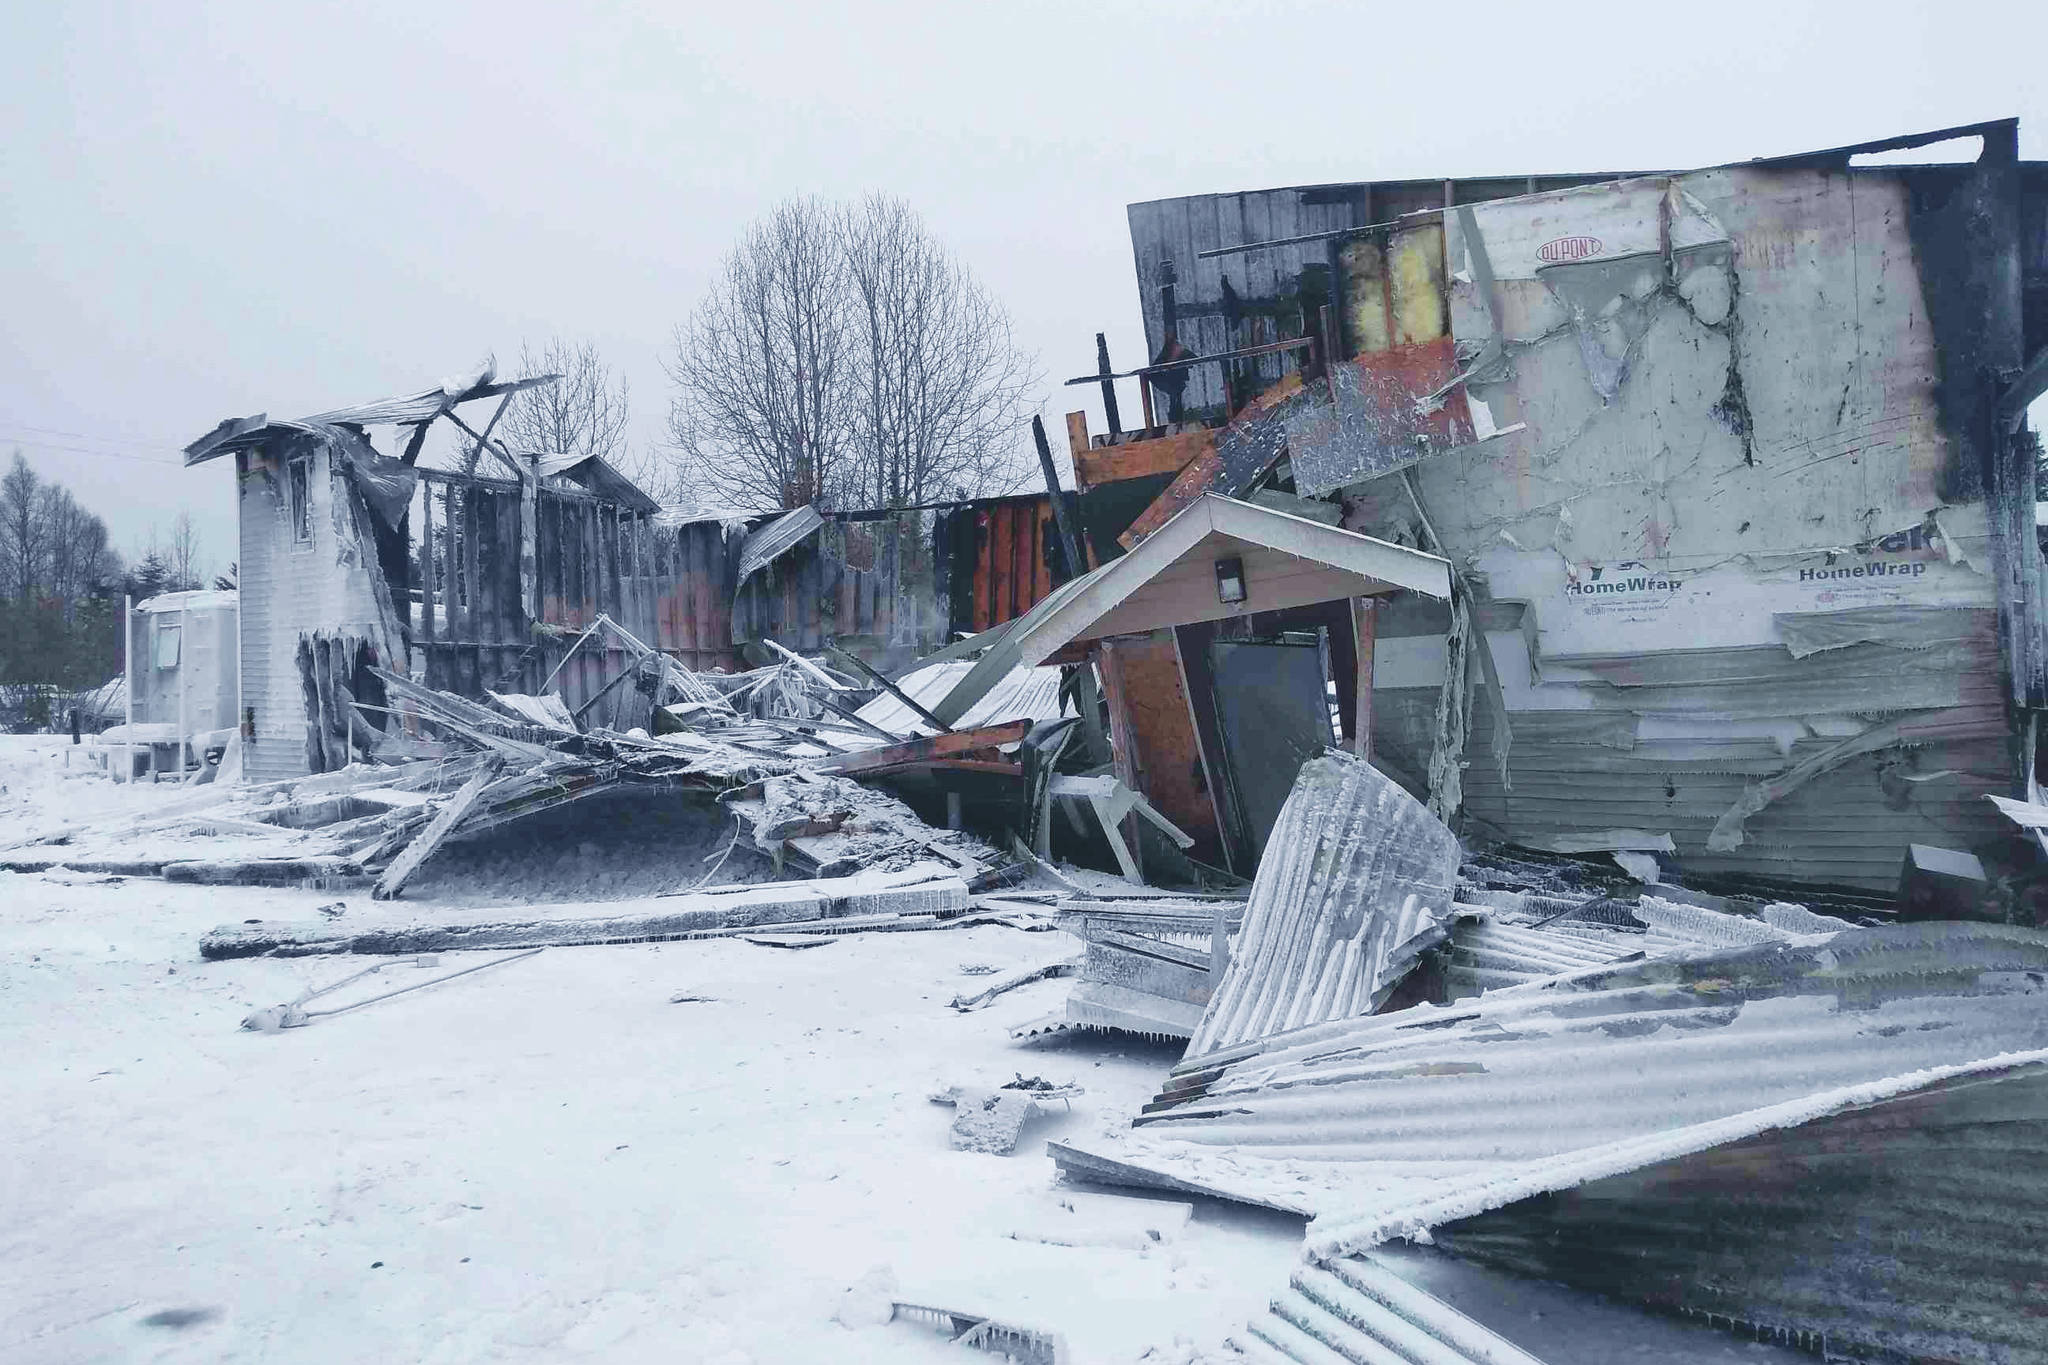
[95,117,2048,1365]
[182,375,952,783]
[177,367,1415,868]
[177,119,2048,908]
[1060,118,2048,897]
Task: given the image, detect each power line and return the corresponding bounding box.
[0,434,184,467]
[0,420,184,448]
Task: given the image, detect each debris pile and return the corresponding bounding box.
[1013,896,1242,1043]
[1025,749,2048,1363]
[3,624,1033,908]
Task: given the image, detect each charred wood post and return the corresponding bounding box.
[1031,415,1110,765]
[1095,333,1122,437]
[1154,260,1187,426]
[1031,416,1086,586]
[521,456,539,622]
[1349,597,1375,761]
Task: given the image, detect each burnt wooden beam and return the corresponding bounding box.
[462,485,481,663]
[1350,597,1375,761]
[420,480,438,646]
[1062,334,1313,386]
[1031,416,1086,587]
[914,758,1025,777]
[400,422,431,466]
[1096,333,1122,436]
[814,695,903,744]
[1031,415,1111,766]
[2000,345,2048,431]
[372,757,504,900]
[444,405,523,481]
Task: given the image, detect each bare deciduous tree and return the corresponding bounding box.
[665,197,852,510]
[673,195,1048,512]
[1,453,44,601]
[43,488,115,603]
[167,512,202,593]
[841,195,1039,507]
[0,451,125,689]
[0,452,119,604]
[501,337,632,470]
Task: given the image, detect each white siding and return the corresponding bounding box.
[237,439,398,782]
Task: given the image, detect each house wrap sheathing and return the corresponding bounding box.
[1117,124,2046,891]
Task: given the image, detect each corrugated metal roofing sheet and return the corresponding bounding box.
[184,375,563,465]
[1440,896,1829,998]
[853,662,1067,737]
[736,505,825,584]
[533,453,660,514]
[1419,1057,2048,1364]
[651,505,770,530]
[302,372,558,428]
[1188,750,1460,1057]
[1234,1253,1552,1365]
[1439,917,1645,997]
[1016,900,1247,1043]
[1053,923,2048,1228]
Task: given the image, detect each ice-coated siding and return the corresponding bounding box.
[236,438,398,782]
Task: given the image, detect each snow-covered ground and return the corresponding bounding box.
[0,736,1807,1363]
[0,733,220,839]
[2,872,1294,1362]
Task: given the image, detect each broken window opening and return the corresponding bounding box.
[288,454,313,548]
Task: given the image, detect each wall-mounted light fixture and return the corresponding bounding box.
[1215,555,1247,605]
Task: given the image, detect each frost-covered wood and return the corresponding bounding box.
[371,757,504,900]
[200,868,971,958]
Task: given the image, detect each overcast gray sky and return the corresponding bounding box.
[4,0,2043,582]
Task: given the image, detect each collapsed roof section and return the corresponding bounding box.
[182,366,563,467]
[533,452,660,515]
[1046,749,2048,1357]
[982,716,2048,1359]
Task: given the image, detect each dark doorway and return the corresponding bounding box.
[1207,637,1336,863]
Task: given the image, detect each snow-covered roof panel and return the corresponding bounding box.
[134,589,238,614]
[852,662,1067,738]
[183,371,561,465]
[736,506,825,584]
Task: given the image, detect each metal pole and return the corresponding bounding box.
[122,594,135,782]
[176,597,189,776]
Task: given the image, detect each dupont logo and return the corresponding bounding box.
[1537,235,1605,263]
